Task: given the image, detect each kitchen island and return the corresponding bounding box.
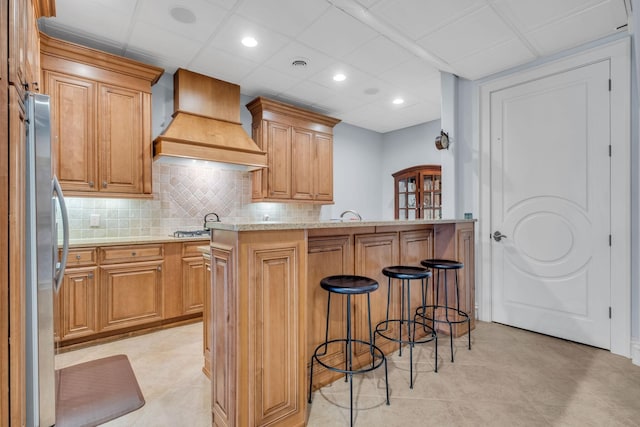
[206,219,475,427]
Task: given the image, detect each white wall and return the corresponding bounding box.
[379,121,442,220]
[325,123,384,220]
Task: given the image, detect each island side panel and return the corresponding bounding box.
[210,237,236,427]
[211,229,307,427]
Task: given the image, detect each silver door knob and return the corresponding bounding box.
[493,231,507,242]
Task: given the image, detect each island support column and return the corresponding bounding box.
[210,229,307,427]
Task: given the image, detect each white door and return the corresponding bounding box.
[490,60,611,349]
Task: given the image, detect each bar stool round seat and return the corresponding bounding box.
[375,266,438,388]
[416,259,471,362]
[308,275,389,426]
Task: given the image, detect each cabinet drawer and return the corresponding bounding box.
[182,241,209,257]
[65,248,97,266]
[99,244,164,264]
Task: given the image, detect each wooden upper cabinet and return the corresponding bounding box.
[40,33,163,198]
[9,0,41,96]
[247,97,340,204]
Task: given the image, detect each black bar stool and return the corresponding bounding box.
[308,275,389,426]
[416,259,471,362]
[375,266,437,388]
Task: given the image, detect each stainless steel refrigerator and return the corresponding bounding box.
[25,92,69,427]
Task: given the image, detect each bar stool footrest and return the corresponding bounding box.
[311,338,386,376]
[375,319,437,346]
[415,305,470,325]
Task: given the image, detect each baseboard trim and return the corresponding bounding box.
[632,339,640,366]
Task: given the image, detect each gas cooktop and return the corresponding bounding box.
[172,230,211,238]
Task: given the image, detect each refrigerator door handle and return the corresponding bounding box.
[53,175,69,293]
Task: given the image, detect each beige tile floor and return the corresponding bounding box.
[55,321,640,426]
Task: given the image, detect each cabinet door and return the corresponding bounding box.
[182,256,204,314]
[45,71,97,192]
[58,267,98,341]
[100,260,163,330]
[314,132,333,201]
[98,84,143,194]
[291,127,314,200]
[8,0,27,94]
[266,122,291,199]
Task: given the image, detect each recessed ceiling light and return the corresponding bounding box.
[392,98,405,105]
[333,73,346,82]
[169,7,196,24]
[241,36,258,47]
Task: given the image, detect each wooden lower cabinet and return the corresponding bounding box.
[57,266,99,341]
[99,260,164,331]
[55,240,208,347]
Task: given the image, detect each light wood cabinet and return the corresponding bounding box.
[247,97,340,204]
[55,248,99,342]
[55,241,208,348]
[181,243,205,315]
[393,165,442,219]
[9,0,40,97]
[99,260,164,331]
[40,33,163,198]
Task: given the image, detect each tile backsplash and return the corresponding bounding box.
[65,161,322,240]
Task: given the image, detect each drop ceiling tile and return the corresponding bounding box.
[135,0,229,43]
[379,58,441,90]
[525,1,628,55]
[311,94,368,115]
[297,7,378,59]
[45,0,132,43]
[490,0,606,32]
[203,0,239,9]
[239,66,301,98]
[370,0,486,41]
[127,21,202,65]
[188,47,260,84]
[346,36,415,75]
[278,80,336,106]
[417,5,517,64]
[236,0,331,38]
[208,15,290,63]
[451,38,536,80]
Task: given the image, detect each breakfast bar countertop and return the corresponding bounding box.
[205,218,475,232]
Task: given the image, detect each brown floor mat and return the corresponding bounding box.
[55,354,145,427]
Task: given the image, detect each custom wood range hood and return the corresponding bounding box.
[153,68,267,169]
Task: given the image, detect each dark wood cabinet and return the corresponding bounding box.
[393,165,442,219]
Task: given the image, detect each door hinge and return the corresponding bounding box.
[609,79,612,91]
[609,235,612,246]
[609,306,612,319]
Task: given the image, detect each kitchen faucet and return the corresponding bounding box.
[340,210,362,221]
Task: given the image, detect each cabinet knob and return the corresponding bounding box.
[157,265,162,272]
[75,254,81,260]
[102,181,108,188]
[88,181,94,188]
[131,251,137,256]
[88,273,94,279]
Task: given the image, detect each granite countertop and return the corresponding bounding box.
[206,218,475,232]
